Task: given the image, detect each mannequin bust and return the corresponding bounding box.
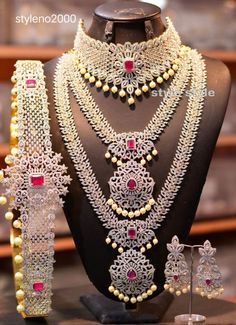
[44,0,231,307]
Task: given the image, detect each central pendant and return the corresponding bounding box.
[108,249,157,303]
[108,160,155,215]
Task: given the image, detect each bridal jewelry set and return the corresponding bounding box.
[0,18,223,317]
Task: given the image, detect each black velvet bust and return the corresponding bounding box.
[44,0,231,307]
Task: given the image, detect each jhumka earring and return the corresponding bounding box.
[195,240,224,299]
[164,236,190,296]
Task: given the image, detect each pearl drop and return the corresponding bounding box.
[146,243,152,250]
[152,149,158,156]
[168,69,175,76]
[122,210,128,217]
[0,170,4,181]
[137,295,143,302]
[84,72,90,79]
[107,198,113,205]
[142,292,148,299]
[128,211,134,218]
[134,210,140,217]
[11,147,18,156]
[11,101,17,110]
[142,85,149,92]
[89,76,95,83]
[151,284,157,292]
[15,272,23,281]
[169,287,175,293]
[147,289,153,296]
[13,220,22,229]
[11,75,17,83]
[111,203,118,210]
[172,64,179,71]
[119,89,126,97]
[105,151,111,159]
[112,242,117,249]
[5,211,14,221]
[140,159,146,166]
[153,238,158,245]
[128,97,135,106]
[80,68,86,75]
[11,88,17,96]
[111,86,118,93]
[95,80,102,88]
[14,237,22,247]
[5,155,12,165]
[16,304,25,313]
[118,293,124,300]
[130,297,137,304]
[163,72,169,80]
[149,198,155,205]
[182,288,188,294]
[0,196,7,205]
[16,289,24,300]
[164,284,170,290]
[146,154,152,161]
[103,84,109,92]
[108,285,114,292]
[140,207,146,215]
[118,247,124,254]
[156,76,163,84]
[176,290,181,296]
[149,81,156,89]
[105,237,111,244]
[135,88,142,96]
[116,207,122,214]
[140,247,146,253]
[124,296,129,302]
[113,289,119,296]
[111,156,117,163]
[15,255,23,264]
[116,160,122,166]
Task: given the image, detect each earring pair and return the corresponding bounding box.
[164,236,224,299]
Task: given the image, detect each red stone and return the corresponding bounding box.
[127,178,137,190]
[30,174,45,187]
[127,269,137,281]
[26,79,36,88]
[123,59,134,73]
[127,227,137,239]
[126,138,136,150]
[173,275,179,282]
[205,279,212,286]
[33,282,44,292]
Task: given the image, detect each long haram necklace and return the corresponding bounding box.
[54,49,206,304]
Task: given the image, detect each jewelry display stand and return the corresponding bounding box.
[80,291,173,324]
[43,0,230,322]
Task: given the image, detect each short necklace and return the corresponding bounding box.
[54,38,206,303]
[74,17,183,105]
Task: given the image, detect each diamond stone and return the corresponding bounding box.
[33,282,44,292]
[26,79,36,88]
[30,174,45,187]
[127,269,137,281]
[123,58,135,73]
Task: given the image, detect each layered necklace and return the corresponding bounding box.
[54,18,206,304]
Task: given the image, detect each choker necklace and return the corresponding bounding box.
[74,17,183,105]
[54,23,206,304]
